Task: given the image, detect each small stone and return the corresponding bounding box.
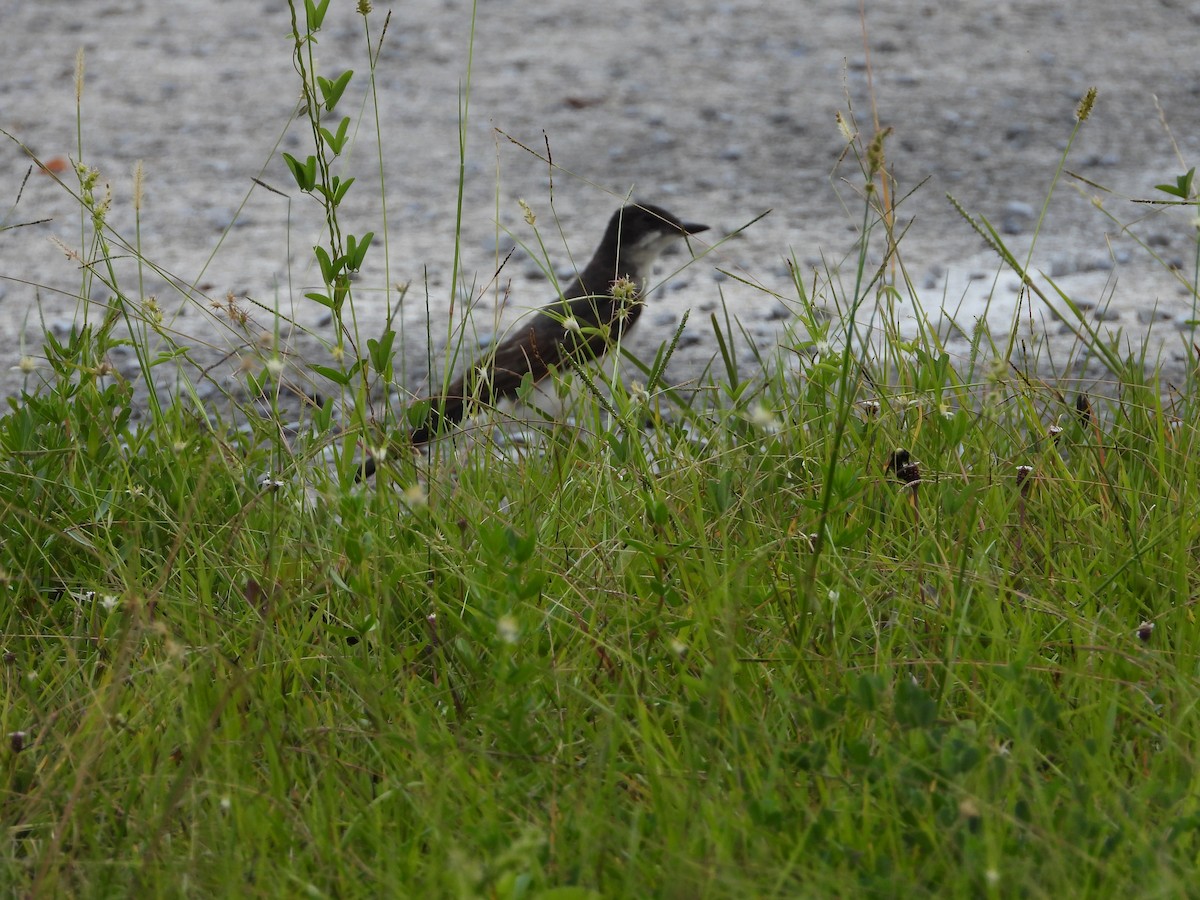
[1078,255,1113,273]
[1043,257,1070,278]
[1001,201,1034,235]
[1174,314,1200,330]
[1005,123,1031,148]
[1136,307,1171,325]
[204,206,235,231]
[1005,201,1035,219]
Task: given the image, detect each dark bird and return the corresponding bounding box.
[361,202,707,477]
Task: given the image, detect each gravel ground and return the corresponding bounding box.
[2,0,1199,415]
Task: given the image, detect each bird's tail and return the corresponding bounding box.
[358,346,532,478]
[355,378,469,480]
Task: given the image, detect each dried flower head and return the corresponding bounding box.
[835,110,855,144]
[1075,87,1098,122]
[611,276,641,315]
[497,614,519,645]
[75,48,85,102]
[866,126,893,178]
[749,403,779,431]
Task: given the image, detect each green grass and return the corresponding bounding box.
[3,4,1200,898]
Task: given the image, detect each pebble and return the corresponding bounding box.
[1002,201,1035,235]
[1049,256,1073,277]
[1078,255,1113,273]
[1005,123,1031,148]
[1173,314,1199,331]
[484,235,516,255]
[205,206,236,231]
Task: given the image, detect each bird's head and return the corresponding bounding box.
[603,203,708,285]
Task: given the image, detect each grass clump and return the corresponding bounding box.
[4,3,1200,898]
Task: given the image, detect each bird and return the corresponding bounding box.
[360,202,708,477]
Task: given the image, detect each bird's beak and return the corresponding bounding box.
[681,221,709,236]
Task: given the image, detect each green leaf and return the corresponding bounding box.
[894,678,938,730]
[311,364,350,386]
[346,231,373,270]
[332,274,351,310]
[317,69,353,111]
[530,888,602,900]
[304,291,334,309]
[281,152,317,192]
[330,175,355,207]
[366,329,395,373]
[304,0,331,31]
[405,398,433,431]
[319,116,351,154]
[313,245,338,284]
[1154,167,1195,199]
